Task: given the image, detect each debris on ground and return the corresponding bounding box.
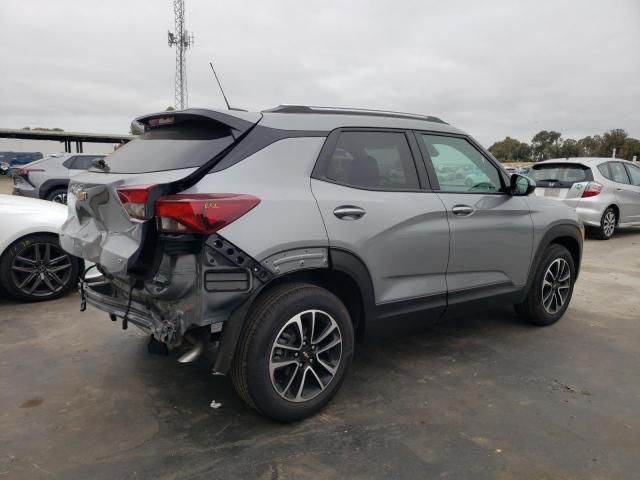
[210,400,222,409]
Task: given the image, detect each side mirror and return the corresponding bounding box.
[510,173,536,196]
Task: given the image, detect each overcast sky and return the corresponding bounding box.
[1,0,639,146]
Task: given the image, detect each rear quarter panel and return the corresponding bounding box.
[189,137,330,261]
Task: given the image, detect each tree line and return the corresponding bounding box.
[488,129,640,163]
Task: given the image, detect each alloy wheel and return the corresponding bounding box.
[541,258,571,315]
[10,242,73,298]
[269,309,343,402]
[51,192,68,204]
[603,211,616,238]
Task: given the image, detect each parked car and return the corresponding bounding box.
[12,153,106,204]
[0,194,82,302]
[0,162,10,176]
[60,106,583,421]
[0,151,43,171]
[530,158,640,239]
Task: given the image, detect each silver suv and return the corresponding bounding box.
[530,158,640,239]
[12,153,105,203]
[60,106,583,421]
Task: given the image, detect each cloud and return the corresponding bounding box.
[1,0,639,146]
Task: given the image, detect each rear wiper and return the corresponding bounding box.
[538,178,562,183]
[92,158,110,171]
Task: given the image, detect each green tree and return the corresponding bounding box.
[620,138,640,160]
[531,130,562,161]
[166,106,176,111]
[488,136,531,162]
[599,129,628,157]
[560,138,581,158]
[576,135,602,157]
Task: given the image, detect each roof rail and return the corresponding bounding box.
[262,105,447,124]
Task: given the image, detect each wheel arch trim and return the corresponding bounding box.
[526,223,583,294]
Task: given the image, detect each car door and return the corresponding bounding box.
[310,129,450,323]
[608,162,640,224]
[620,162,640,224]
[415,132,533,307]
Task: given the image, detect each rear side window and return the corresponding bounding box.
[100,120,234,173]
[530,163,593,187]
[67,155,104,170]
[597,163,611,180]
[323,131,419,190]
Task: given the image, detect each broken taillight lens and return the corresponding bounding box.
[116,184,158,220]
[155,194,260,234]
[581,182,603,198]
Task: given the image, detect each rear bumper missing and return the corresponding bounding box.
[83,278,157,335]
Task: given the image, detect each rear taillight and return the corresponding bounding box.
[19,167,44,178]
[582,182,603,198]
[155,194,260,234]
[116,184,158,220]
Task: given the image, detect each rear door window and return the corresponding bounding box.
[322,131,420,190]
[609,162,630,184]
[99,120,234,173]
[624,163,640,186]
[530,163,593,187]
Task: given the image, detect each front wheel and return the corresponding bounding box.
[0,234,80,302]
[515,244,576,326]
[231,283,354,422]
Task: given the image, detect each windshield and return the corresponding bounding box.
[530,163,593,187]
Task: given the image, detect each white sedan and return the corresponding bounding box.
[0,194,81,302]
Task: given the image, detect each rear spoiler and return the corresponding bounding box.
[131,108,262,138]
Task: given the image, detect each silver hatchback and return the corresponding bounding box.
[531,158,640,239]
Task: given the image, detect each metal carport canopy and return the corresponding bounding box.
[0,128,134,153]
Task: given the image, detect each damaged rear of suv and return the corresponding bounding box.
[61,106,583,422]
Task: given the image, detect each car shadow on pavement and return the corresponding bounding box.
[125,304,532,432]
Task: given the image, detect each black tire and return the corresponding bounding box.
[515,244,576,326]
[0,233,80,302]
[45,188,68,204]
[591,207,617,240]
[231,282,354,422]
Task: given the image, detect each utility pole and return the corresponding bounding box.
[167,0,193,110]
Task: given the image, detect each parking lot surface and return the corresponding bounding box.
[1,174,639,479]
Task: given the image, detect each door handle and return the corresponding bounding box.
[451,205,474,216]
[333,206,366,220]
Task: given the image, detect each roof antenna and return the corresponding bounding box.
[209,61,231,110]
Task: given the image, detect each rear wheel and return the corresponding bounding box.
[591,207,617,240]
[46,188,68,204]
[515,244,576,326]
[231,283,354,422]
[0,234,79,302]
